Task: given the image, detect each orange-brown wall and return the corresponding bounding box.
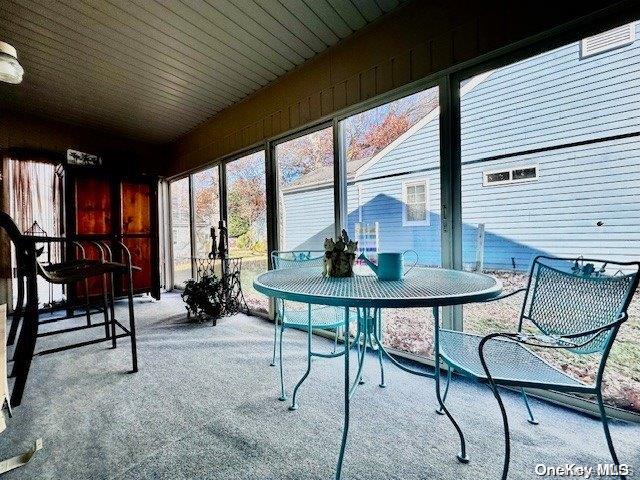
[0,110,163,172]
[168,0,631,177]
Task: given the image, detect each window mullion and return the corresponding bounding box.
[334,118,347,238]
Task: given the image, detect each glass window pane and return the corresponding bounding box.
[226,151,268,314]
[512,167,537,180]
[170,177,191,288]
[461,21,640,413]
[276,126,334,250]
[192,167,220,259]
[485,171,510,183]
[341,86,440,357]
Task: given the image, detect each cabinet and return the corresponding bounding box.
[65,166,160,301]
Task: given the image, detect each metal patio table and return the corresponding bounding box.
[254,266,502,479]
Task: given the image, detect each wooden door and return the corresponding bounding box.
[73,174,112,297]
[120,182,154,295]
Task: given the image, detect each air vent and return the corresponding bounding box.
[581,23,636,58]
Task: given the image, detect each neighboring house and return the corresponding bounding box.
[282,23,640,271]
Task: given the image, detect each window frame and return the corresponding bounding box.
[482,165,539,187]
[401,178,430,226]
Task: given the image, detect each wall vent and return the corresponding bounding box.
[581,23,636,58]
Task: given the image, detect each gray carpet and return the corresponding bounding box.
[2,293,639,479]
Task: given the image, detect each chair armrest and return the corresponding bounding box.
[478,312,627,352]
[479,288,526,303]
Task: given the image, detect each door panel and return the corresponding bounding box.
[75,176,111,235]
[121,182,151,234]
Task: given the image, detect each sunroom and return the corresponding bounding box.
[0,1,639,478]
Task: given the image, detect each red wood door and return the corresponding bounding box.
[74,175,112,297]
[120,182,153,293]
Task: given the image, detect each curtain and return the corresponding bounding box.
[4,157,62,262]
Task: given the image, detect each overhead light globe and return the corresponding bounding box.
[0,41,24,84]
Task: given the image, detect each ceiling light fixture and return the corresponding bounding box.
[0,41,24,84]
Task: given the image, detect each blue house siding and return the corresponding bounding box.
[461,23,640,161]
[281,187,334,251]
[462,136,640,269]
[346,170,442,267]
[358,120,440,180]
[282,25,640,271]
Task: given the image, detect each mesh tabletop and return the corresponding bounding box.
[254,267,501,308]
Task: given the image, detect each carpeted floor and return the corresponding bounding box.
[2,293,639,479]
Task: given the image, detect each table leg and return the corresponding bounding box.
[432,306,468,463]
[335,306,350,480]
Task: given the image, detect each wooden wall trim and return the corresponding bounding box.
[167,0,629,177]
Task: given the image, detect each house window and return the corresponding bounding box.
[402,180,429,226]
[580,22,636,58]
[483,166,538,186]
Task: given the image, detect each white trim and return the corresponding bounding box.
[482,165,539,186]
[353,70,494,180]
[402,178,430,226]
[580,22,636,58]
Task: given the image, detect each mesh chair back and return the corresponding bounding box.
[271,250,325,270]
[522,256,639,354]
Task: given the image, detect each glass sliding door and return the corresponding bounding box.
[275,125,334,250]
[225,151,268,314]
[192,166,221,259]
[459,21,640,412]
[169,177,192,288]
[338,86,441,356]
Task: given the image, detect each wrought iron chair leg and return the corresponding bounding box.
[289,307,313,411]
[270,314,278,367]
[84,279,91,326]
[520,388,538,425]
[109,273,117,349]
[433,307,468,463]
[435,365,452,415]
[375,308,385,388]
[597,389,626,479]
[101,276,111,340]
[7,274,24,346]
[479,335,510,480]
[278,323,286,401]
[355,312,368,387]
[333,326,339,354]
[488,382,510,480]
[127,286,138,373]
[350,310,368,396]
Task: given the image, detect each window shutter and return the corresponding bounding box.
[581,23,636,58]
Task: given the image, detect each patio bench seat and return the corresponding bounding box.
[439,329,589,392]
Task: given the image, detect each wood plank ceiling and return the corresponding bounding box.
[0,0,405,143]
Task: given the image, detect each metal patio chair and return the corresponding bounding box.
[270,250,350,404]
[436,256,639,480]
[270,250,386,409]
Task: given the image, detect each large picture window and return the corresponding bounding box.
[164,17,640,417]
[275,125,334,251]
[169,177,191,288]
[460,21,640,413]
[225,151,268,314]
[192,166,220,259]
[339,85,441,356]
